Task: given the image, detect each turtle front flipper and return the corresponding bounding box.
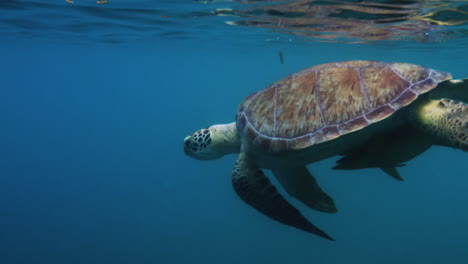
[232,151,334,241]
[272,167,337,213]
[415,98,468,150]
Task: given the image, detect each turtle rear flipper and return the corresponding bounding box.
[333,158,403,181]
[272,166,337,213]
[380,166,404,181]
[333,150,406,181]
[333,124,432,181]
[232,151,334,241]
[415,98,468,151]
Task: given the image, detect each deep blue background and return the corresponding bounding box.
[0,1,467,263]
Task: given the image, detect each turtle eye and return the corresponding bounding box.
[438,101,446,107]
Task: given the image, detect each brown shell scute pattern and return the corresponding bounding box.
[237,61,452,153]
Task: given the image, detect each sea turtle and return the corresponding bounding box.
[183,61,468,241]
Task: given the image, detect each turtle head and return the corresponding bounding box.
[184,122,241,160]
[184,127,220,160]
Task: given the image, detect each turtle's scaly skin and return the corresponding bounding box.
[237,61,451,153]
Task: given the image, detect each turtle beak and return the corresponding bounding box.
[183,135,193,155]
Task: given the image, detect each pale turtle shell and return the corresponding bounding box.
[236,60,452,153]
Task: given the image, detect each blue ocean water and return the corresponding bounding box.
[1,0,468,263]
